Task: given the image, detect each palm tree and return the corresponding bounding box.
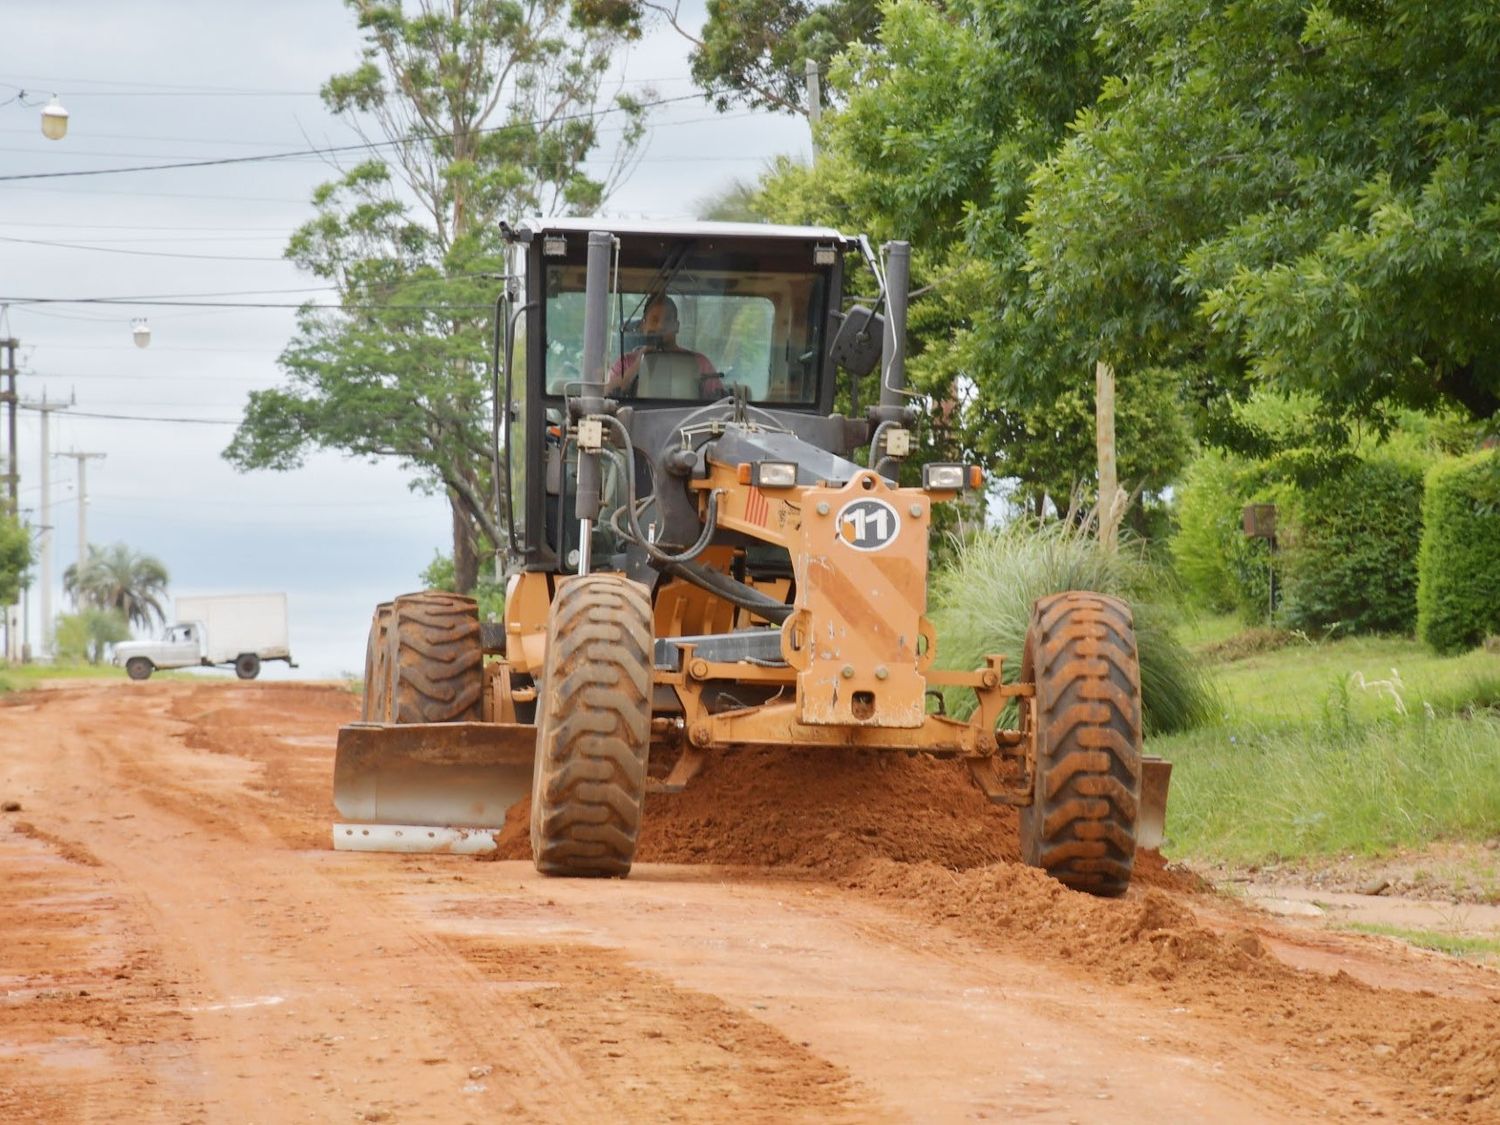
[63,543,169,633]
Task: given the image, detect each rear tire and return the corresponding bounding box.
[125,657,153,682]
[1019,591,1143,897]
[389,591,482,723]
[361,603,394,722]
[235,653,261,681]
[530,575,653,878]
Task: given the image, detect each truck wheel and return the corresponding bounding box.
[531,575,653,878]
[1019,591,1143,897]
[125,658,153,682]
[361,603,394,723]
[234,653,261,681]
[389,591,482,723]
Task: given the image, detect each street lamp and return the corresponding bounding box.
[40,96,68,141]
[2,89,69,140]
[131,318,151,349]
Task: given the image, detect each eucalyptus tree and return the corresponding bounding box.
[225,0,647,590]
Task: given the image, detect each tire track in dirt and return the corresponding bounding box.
[5,679,1498,1121]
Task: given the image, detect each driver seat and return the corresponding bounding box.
[636,351,703,399]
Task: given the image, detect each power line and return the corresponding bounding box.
[0,234,286,262]
[4,297,492,311]
[21,406,238,425]
[0,92,704,182]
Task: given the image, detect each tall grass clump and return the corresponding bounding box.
[930,520,1218,735]
[1155,709,1500,862]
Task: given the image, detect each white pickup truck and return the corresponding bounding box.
[114,593,294,681]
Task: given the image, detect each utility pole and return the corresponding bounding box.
[55,450,106,579]
[1,330,17,517]
[805,58,822,160]
[22,394,70,657]
[2,328,17,662]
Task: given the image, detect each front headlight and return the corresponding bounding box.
[922,463,966,491]
[752,461,799,489]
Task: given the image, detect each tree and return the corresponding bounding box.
[55,609,131,666]
[0,513,31,610]
[1022,0,1500,448]
[743,2,1194,514]
[225,0,647,591]
[63,543,169,633]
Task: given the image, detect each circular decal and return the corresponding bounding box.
[836,497,901,552]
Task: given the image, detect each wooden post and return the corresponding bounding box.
[1095,359,1119,550]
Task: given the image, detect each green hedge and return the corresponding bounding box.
[1417,451,1500,654]
[1170,451,1273,622]
[1279,458,1425,636]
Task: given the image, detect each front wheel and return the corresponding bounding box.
[234,653,261,680]
[388,591,482,723]
[1019,591,1143,897]
[125,657,153,682]
[530,574,653,878]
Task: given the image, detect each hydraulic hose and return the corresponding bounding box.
[596,414,793,623]
[599,414,721,566]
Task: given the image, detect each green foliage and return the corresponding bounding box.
[1157,711,1500,863]
[1169,450,1272,621]
[692,0,882,114]
[1157,626,1500,863]
[930,519,1218,735]
[1417,451,1500,653]
[1025,0,1500,440]
[54,608,131,666]
[419,551,505,621]
[62,542,169,632]
[1279,459,1426,636]
[224,0,645,592]
[0,513,32,608]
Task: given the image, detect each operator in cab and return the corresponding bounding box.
[605,295,724,399]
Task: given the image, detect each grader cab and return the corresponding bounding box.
[332,219,1169,896]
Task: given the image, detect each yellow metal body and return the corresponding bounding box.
[487,461,1033,798]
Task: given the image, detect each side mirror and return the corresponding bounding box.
[829,305,884,377]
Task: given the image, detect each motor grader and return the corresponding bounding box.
[333,219,1170,897]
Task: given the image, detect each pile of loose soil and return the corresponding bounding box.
[496,747,1191,891]
[495,748,1016,869]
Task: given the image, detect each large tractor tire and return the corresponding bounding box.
[1019,591,1143,897]
[530,574,653,878]
[361,602,394,723]
[388,592,483,724]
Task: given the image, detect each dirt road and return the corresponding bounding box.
[2,680,1496,1122]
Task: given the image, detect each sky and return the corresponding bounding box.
[1,1,811,678]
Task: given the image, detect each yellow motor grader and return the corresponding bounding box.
[332,219,1170,896]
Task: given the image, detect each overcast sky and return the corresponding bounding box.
[1,1,810,678]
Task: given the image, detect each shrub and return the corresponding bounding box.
[54,609,131,665]
[931,520,1218,735]
[1278,458,1424,636]
[1170,452,1274,622]
[1417,451,1500,653]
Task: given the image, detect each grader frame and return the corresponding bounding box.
[333,219,1168,896]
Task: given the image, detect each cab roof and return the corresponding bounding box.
[512,216,858,247]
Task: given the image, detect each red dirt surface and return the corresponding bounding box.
[3,680,1498,1122]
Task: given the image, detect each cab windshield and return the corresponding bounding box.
[541,242,829,406]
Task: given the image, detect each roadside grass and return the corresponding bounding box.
[1157,619,1500,865]
[0,661,127,692]
[1343,922,1500,965]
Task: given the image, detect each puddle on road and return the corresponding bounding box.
[0,1036,112,1072]
[179,994,286,1013]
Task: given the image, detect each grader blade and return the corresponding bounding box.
[1137,755,1173,851]
[331,721,534,853]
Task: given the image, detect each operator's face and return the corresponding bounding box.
[643,304,675,336]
